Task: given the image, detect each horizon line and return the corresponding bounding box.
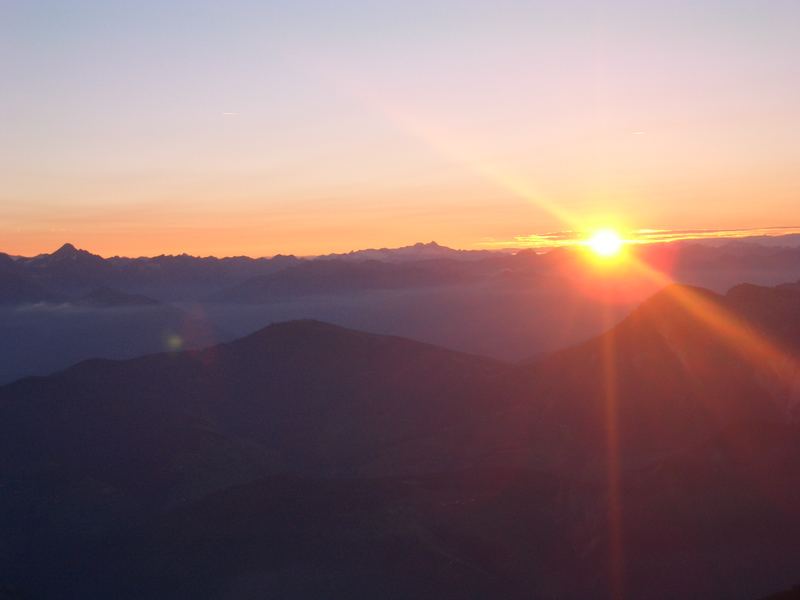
[5,226,800,261]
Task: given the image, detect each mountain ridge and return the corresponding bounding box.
[3,282,800,598]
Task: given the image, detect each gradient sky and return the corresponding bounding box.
[2,1,799,257]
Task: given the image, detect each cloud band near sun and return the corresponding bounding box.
[481,226,800,250]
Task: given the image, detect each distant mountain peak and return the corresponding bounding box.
[316,240,494,263]
[46,242,101,262]
[54,242,80,255]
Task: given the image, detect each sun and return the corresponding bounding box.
[586,229,624,258]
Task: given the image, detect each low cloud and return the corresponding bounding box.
[482,226,800,250]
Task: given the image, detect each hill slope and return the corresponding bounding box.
[2,284,800,598]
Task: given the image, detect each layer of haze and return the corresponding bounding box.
[2,1,799,257]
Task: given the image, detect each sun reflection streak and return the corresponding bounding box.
[624,253,797,375]
[601,302,625,600]
[327,81,632,596]
[304,57,581,228]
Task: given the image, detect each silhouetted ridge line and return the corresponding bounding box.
[230,319,507,365]
[629,283,722,313]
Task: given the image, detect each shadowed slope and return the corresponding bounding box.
[0,320,515,498]
[3,285,800,598]
[524,284,800,470]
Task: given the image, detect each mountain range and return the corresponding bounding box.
[315,240,500,263]
[3,239,800,385]
[1,281,799,598]
[5,238,800,303]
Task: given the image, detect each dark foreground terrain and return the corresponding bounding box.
[2,282,800,598]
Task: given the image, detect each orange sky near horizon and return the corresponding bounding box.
[2,2,799,258]
[6,222,800,260]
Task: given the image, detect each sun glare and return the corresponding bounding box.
[587,229,624,258]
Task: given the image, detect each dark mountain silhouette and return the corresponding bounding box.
[525,283,800,471]
[0,320,512,479]
[10,238,800,305]
[28,242,95,264]
[0,264,62,305]
[105,252,302,300]
[3,239,800,385]
[0,321,519,596]
[21,243,111,291]
[83,421,800,600]
[2,282,800,598]
[318,240,500,263]
[726,282,800,351]
[12,243,302,299]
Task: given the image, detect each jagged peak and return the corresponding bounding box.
[48,243,100,260]
[54,242,79,255]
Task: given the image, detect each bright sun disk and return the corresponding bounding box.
[587,229,624,258]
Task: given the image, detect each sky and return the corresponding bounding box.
[2,0,799,257]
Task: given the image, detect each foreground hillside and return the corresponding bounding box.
[1,283,800,598]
